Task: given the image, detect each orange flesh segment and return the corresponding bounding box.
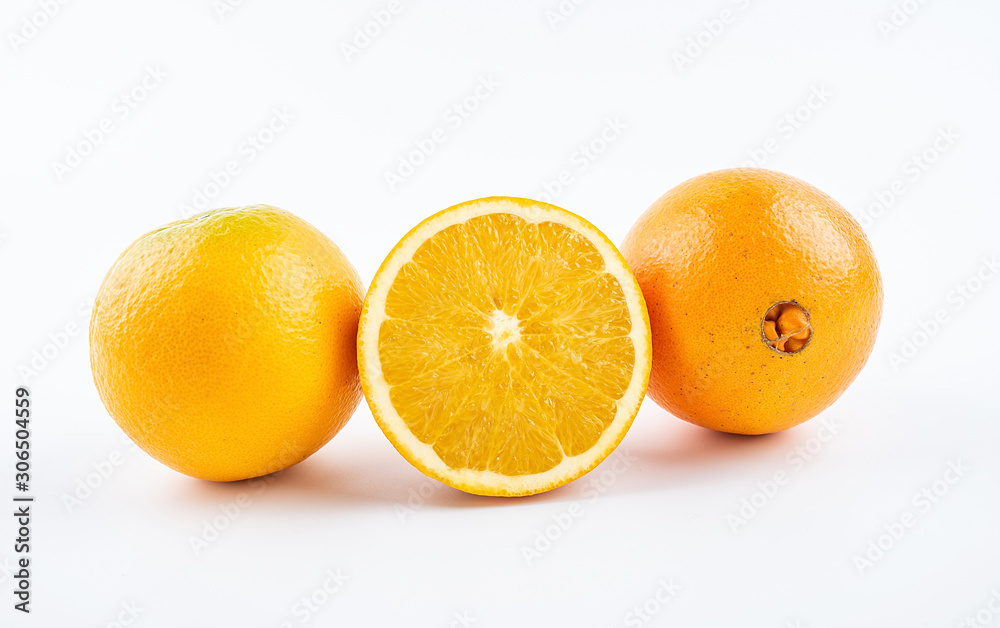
[377,214,635,476]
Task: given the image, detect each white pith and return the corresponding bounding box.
[487,309,522,350]
[359,198,651,495]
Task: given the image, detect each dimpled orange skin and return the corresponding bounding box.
[621,169,883,434]
[89,205,364,481]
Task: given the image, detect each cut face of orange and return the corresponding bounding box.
[358,197,651,496]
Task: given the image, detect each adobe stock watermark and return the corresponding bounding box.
[852,458,969,576]
[536,116,626,204]
[213,0,249,21]
[218,264,316,351]
[395,477,442,523]
[340,0,405,62]
[17,297,93,383]
[101,600,144,628]
[445,610,477,628]
[956,589,1000,628]
[188,440,306,556]
[727,415,843,531]
[51,65,168,182]
[876,0,932,41]
[887,255,998,371]
[383,75,500,192]
[543,0,589,31]
[276,568,349,626]
[854,126,958,229]
[0,553,17,586]
[177,106,295,217]
[521,451,635,564]
[7,0,73,54]
[62,435,139,513]
[740,85,832,168]
[672,0,756,72]
[623,578,681,627]
[189,494,252,556]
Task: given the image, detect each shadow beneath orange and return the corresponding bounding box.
[606,405,805,496]
[171,441,576,512]
[167,407,805,510]
[636,419,796,468]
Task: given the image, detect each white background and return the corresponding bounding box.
[2,1,999,626]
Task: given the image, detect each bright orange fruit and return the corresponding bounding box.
[90,205,363,481]
[358,197,651,496]
[621,168,883,434]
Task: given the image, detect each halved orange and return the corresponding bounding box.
[358,197,651,496]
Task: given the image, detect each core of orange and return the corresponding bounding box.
[621,168,883,434]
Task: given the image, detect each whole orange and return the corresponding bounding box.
[621,168,883,434]
[90,205,364,481]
